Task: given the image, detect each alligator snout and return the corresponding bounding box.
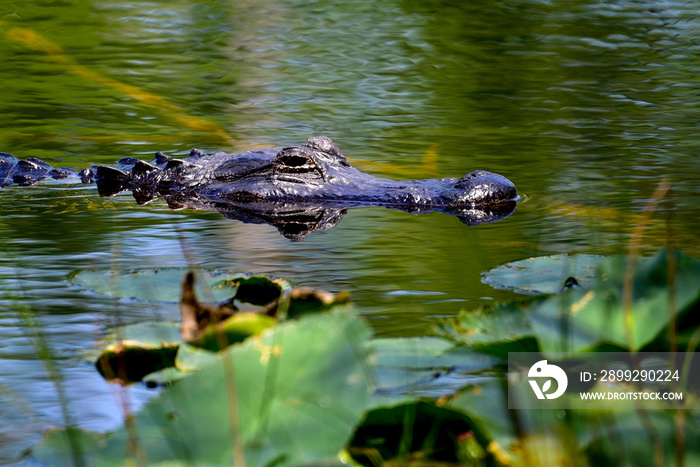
[451,170,518,206]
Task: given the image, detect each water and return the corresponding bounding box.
[1,0,700,463]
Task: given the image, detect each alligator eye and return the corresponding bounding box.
[275,146,327,181]
[278,153,311,167]
[276,147,317,169]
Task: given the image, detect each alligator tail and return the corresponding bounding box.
[1,153,81,187]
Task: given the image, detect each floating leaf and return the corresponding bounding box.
[441,249,700,355]
[186,311,277,352]
[92,312,277,382]
[482,254,605,295]
[448,382,588,466]
[139,344,226,386]
[435,300,541,359]
[90,322,183,383]
[370,337,499,405]
[449,381,700,466]
[95,342,179,383]
[36,307,372,466]
[534,250,700,353]
[581,409,700,465]
[180,272,345,351]
[89,271,351,381]
[69,268,290,305]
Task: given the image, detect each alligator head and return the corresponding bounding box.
[91,136,518,239]
[153,136,518,207]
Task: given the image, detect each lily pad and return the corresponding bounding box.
[534,249,700,353]
[441,249,700,355]
[90,273,351,382]
[138,345,226,386]
[35,307,373,466]
[90,322,183,383]
[449,381,700,466]
[582,409,700,466]
[435,300,542,360]
[482,254,605,295]
[221,275,287,306]
[95,342,179,383]
[69,268,290,305]
[186,311,277,352]
[371,337,500,404]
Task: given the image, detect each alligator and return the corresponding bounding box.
[0,136,518,240]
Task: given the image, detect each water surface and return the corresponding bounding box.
[1,0,700,463]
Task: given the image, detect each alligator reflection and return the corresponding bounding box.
[155,197,517,242]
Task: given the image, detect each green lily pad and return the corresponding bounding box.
[89,274,351,382]
[448,382,591,466]
[534,249,700,353]
[371,337,500,405]
[441,249,700,355]
[448,381,700,466]
[139,344,226,386]
[69,268,290,305]
[434,299,542,360]
[187,311,277,352]
[482,254,605,295]
[35,307,373,467]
